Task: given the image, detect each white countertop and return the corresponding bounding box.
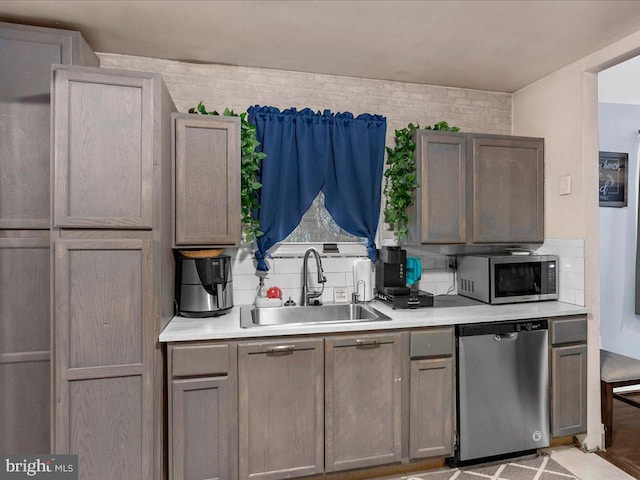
[159,299,589,343]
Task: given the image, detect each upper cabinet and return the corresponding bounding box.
[173,113,241,247]
[52,66,164,229]
[0,22,98,229]
[407,131,544,245]
[471,135,544,244]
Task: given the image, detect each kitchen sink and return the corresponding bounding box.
[240,303,391,328]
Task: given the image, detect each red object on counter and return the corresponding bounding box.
[267,286,282,299]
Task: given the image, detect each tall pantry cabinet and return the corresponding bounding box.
[51,65,176,480]
[0,22,98,454]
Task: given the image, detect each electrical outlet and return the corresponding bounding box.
[447,256,458,271]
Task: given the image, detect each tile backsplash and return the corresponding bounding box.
[535,238,585,306]
[227,238,585,307]
[228,246,454,306]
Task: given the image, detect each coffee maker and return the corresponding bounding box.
[175,254,234,317]
[375,246,433,309]
[375,246,410,296]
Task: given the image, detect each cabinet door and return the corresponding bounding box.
[172,378,230,480]
[52,67,154,229]
[409,357,454,459]
[412,131,466,244]
[0,25,72,228]
[471,135,544,243]
[0,233,50,453]
[53,238,154,480]
[551,344,587,437]
[238,339,324,480]
[325,334,402,472]
[174,114,241,247]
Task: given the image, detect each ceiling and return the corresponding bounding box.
[2,0,640,93]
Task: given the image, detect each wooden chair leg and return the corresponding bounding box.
[601,381,614,448]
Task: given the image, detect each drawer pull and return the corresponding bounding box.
[266,345,296,353]
[356,339,381,347]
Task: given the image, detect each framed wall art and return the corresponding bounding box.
[599,151,628,207]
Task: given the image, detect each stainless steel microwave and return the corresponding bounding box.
[457,254,559,304]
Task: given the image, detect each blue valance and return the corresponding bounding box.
[248,106,387,271]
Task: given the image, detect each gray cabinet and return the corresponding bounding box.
[549,316,587,438]
[52,66,157,229]
[325,333,402,472]
[53,237,154,480]
[0,22,98,229]
[0,23,96,454]
[169,343,236,480]
[409,132,467,244]
[408,328,455,460]
[471,135,544,244]
[238,339,324,480]
[51,65,175,480]
[0,232,50,454]
[173,114,241,247]
[407,131,544,245]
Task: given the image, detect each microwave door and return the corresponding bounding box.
[492,262,542,302]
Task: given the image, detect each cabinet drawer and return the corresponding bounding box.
[171,344,228,377]
[550,316,587,346]
[410,328,454,358]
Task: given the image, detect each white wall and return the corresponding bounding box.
[512,26,640,451]
[599,57,640,105]
[598,102,640,360]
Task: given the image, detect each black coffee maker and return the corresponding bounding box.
[375,246,433,309]
[375,246,410,296]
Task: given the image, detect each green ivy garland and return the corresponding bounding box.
[383,123,419,241]
[189,102,266,243]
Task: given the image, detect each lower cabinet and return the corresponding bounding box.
[409,357,454,459]
[551,343,587,437]
[238,339,324,480]
[549,316,588,438]
[325,333,402,472]
[169,343,237,480]
[172,378,231,480]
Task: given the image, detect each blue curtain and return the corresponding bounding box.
[248,106,387,271]
[324,113,387,261]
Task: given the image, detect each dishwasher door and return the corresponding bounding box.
[457,320,549,463]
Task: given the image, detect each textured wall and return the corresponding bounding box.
[98,53,512,144]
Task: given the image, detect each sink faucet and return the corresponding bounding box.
[301,248,327,306]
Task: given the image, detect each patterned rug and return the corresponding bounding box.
[399,455,578,480]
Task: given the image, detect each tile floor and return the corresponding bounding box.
[381,446,633,480]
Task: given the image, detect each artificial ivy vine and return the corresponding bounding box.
[189,102,266,243]
[383,123,419,241]
[383,120,461,241]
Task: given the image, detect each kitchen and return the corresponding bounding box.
[1,2,640,479]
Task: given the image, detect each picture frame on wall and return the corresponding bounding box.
[599,151,628,207]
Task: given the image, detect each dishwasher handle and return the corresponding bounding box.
[494,332,518,342]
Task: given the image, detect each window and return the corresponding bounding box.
[283,192,366,243]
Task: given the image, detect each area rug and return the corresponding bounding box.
[401,455,578,480]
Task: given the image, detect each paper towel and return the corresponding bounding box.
[353,259,374,301]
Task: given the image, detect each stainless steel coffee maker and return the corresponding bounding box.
[176,254,233,317]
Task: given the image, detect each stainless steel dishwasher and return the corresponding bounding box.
[455,319,550,465]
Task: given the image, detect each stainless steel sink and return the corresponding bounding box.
[240,303,391,328]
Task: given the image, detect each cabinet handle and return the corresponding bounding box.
[356,339,381,347]
[266,344,296,354]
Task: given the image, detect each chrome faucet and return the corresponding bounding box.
[301,248,327,306]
